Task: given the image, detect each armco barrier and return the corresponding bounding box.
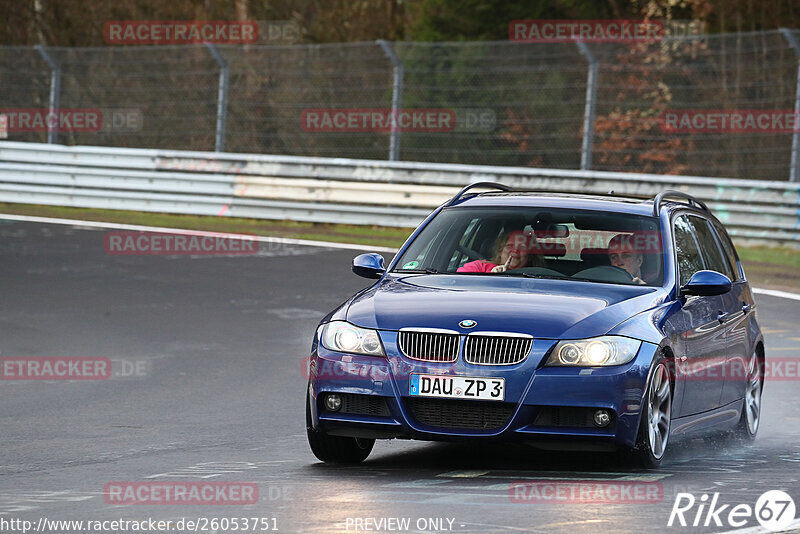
[0,141,798,245]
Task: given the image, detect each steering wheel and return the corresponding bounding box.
[607,265,635,280]
[573,265,636,284]
[456,244,483,261]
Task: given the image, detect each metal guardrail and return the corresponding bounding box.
[0,141,798,245]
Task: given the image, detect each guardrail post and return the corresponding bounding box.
[35,45,61,145]
[377,40,404,161]
[204,43,229,152]
[780,28,800,183]
[576,41,598,171]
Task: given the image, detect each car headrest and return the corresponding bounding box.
[640,248,662,278]
[581,247,609,263]
[479,238,496,260]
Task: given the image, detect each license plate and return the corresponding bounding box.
[409,374,505,401]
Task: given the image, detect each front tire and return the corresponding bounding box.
[625,357,672,468]
[306,391,374,464]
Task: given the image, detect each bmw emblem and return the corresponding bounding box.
[459,319,477,329]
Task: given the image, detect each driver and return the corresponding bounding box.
[458,230,544,273]
[608,233,646,284]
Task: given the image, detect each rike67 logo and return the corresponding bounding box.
[668,491,796,532]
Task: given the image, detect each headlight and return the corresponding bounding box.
[546,336,641,367]
[319,321,386,357]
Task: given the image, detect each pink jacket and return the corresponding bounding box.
[457,260,498,273]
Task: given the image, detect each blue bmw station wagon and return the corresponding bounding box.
[306,184,764,468]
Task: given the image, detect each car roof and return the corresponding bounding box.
[450,191,658,216]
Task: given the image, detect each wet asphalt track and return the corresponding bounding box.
[1,219,800,534]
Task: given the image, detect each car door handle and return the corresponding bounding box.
[717,312,729,323]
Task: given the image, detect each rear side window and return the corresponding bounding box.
[673,215,705,286]
[688,216,733,280]
[712,222,742,281]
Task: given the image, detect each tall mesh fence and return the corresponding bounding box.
[1,29,799,180]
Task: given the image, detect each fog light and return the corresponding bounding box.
[325,394,342,412]
[593,409,611,427]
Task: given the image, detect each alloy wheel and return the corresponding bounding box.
[744,351,762,435]
[647,363,671,459]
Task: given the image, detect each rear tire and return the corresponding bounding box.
[732,350,762,442]
[624,356,672,469]
[306,391,374,464]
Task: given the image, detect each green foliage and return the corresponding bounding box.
[394,40,585,167]
[2,0,799,46]
[406,0,636,42]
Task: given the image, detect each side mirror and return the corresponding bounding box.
[681,270,731,297]
[352,253,385,279]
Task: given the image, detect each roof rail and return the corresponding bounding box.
[652,190,709,217]
[445,182,513,207]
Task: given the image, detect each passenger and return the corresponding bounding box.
[608,233,646,284]
[458,230,545,273]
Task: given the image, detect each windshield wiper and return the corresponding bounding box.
[395,268,442,274]
[516,273,600,283]
[501,273,570,280]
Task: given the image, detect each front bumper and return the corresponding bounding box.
[308,332,658,450]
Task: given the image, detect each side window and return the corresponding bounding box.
[673,215,705,286]
[712,222,742,281]
[688,216,733,279]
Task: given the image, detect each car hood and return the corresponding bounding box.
[346,274,665,339]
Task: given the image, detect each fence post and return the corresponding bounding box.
[34,45,61,145]
[377,40,404,161]
[576,41,598,171]
[780,28,800,183]
[204,43,229,152]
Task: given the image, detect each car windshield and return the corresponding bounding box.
[393,206,664,286]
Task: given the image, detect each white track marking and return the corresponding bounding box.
[4,214,800,303]
[0,213,399,253]
[753,288,800,302]
[716,517,800,534]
